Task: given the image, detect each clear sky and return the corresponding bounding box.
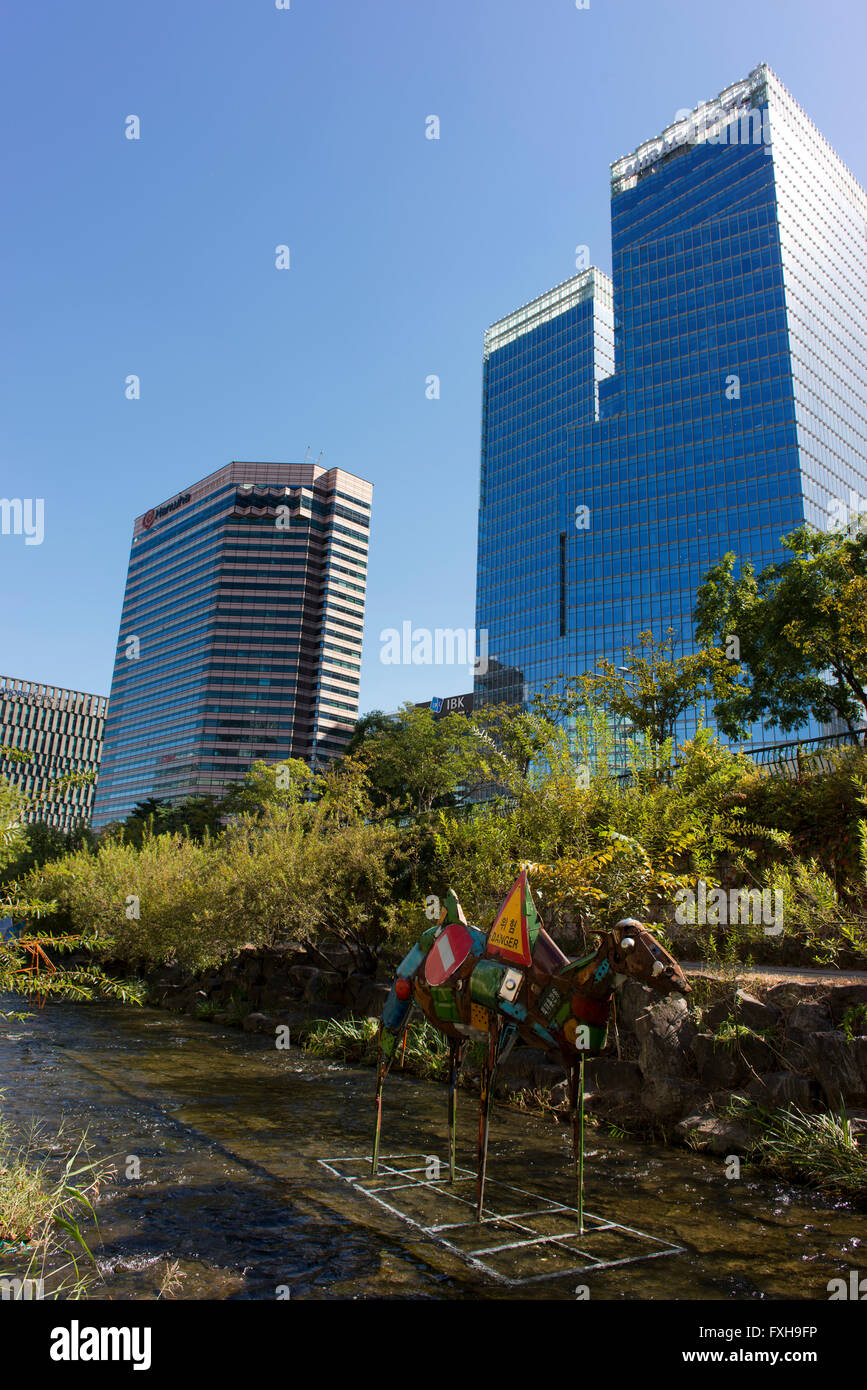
[1,0,865,716]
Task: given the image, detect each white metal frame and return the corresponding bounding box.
[317,1152,686,1288]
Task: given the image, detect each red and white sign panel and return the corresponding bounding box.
[424,923,473,987]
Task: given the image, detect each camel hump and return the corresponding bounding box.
[440,887,468,927]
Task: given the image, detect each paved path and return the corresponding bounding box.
[682,961,867,985]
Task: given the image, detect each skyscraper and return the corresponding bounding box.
[475,63,867,741]
[0,674,107,831]
[92,461,372,828]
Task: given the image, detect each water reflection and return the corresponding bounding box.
[0,999,863,1300]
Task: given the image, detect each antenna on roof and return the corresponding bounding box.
[304,445,311,462]
[316,450,324,464]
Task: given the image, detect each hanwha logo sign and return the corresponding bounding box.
[141,493,190,530]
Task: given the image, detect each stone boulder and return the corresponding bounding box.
[153,963,183,986]
[802,1031,867,1106]
[584,1058,643,1093]
[692,1027,779,1083]
[346,973,390,1018]
[635,994,697,1078]
[259,986,303,1011]
[704,989,781,1032]
[737,1032,778,1073]
[786,1002,834,1037]
[692,1032,746,1089]
[499,1046,566,1091]
[546,1080,570,1111]
[576,1060,644,1123]
[674,1112,758,1154]
[302,970,346,1006]
[745,1070,816,1108]
[828,985,867,1026]
[641,1075,705,1121]
[848,1110,867,1139]
[765,982,813,1010]
[242,1012,276,1035]
[287,965,320,993]
[614,979,656,1033]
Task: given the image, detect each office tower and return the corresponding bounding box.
[91,461,372,828]
[475,63,867,741]
[0,674,107,831]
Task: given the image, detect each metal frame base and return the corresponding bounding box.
[317,1151,686,1287]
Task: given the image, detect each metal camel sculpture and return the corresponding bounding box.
[373,871,691,1222]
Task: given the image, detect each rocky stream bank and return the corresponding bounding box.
[142,942,867,1161]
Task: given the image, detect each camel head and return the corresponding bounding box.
[609,918,691,996]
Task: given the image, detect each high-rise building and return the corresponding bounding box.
[91,461,372,828]
[475,63,867,741]
[0,675,107,831]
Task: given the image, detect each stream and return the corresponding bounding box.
[1,998,864,1300]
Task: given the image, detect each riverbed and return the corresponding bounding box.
[1,998,863,1299]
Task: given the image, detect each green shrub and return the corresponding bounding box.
[841,1004,867,1042]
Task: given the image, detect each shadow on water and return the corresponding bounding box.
[0,997,864,1299]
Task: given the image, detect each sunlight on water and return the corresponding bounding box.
[0,998,864,1300]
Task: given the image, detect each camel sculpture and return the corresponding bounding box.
[373,871,691,1221]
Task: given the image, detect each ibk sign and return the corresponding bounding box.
[426,693,474,718]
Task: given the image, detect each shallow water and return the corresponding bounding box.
[0,998,864,1299]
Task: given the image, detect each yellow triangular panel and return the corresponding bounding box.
[487,873,532,966]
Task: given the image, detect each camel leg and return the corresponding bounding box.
[447,1040,463,1184]
[371,1036,393,1176]
[476,1017,500,1221]
[569,1055,586,1234]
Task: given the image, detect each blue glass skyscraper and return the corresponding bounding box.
[475,64,867,741]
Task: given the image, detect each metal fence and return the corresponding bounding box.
[739,728,867,780]
[614,728,867,787]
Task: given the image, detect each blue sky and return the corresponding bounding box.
[1,0,864,715]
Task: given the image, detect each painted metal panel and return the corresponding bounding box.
[425,923,473,986]
[470,959,505,1010]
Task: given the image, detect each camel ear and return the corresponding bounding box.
[614,917,644,935]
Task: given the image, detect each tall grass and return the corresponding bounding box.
[0,1108,109,1298]
[729,1098,867,1200]
[303,1015,453,1080]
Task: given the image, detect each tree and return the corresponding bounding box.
[0,776,138,1012]
[311,754,372,828]
[351,703,477,817]
[117,795,225,845]
[0,819,96,885]
[343,710,396,757]
[220,759,315,818]
[562,630,734,762]
[466,698,565,798]
[694,522,867,738]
